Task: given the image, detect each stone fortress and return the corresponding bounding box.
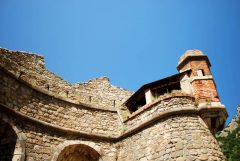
[0,48,228,161]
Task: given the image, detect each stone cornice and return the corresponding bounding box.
[0,67,117,113]
[190,75,213,82]
[124,93,195,123]
[119,105,227,140]
[0,103,117,141]
[0,101,228,142]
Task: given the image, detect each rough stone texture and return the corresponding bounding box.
[117,115,224,161]
[73,77,133,111]
[0,48,133,111]
[124,95,193,130]
[0,48,227,161]
[0,70,119,137]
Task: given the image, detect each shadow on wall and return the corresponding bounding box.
[0,119,17,161]
[51,141,104,161]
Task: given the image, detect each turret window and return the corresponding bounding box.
[197,69,205,76]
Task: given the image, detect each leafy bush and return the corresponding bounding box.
[217,120,240,161]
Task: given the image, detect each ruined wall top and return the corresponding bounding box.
[0,48,133,111]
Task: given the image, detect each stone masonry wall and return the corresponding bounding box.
[73,77,133,111]
[0,48,132,111]
[0,48,71,93]
[0,113,116,161]
[123,94,194,131]
[0,65,225,161]
[0,48,226,161]
[117,114,224,161]
[0,69,119,137]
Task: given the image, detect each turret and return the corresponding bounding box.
[177,50,220,103]
[177,50,227,133]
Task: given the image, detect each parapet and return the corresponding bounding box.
[123,49,227,133]
[0,48,132,111]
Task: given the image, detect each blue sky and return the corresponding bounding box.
[1,0,239,123]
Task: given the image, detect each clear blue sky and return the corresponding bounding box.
[1,0,239,123]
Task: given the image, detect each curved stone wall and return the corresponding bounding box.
[0,48,133,111]
[0,69,119,137]
[73,77,133,111]
[0,48,227,161]
[0,68,226,161]
[123,94,194,131]
[0,112,116,161]
[117,114,224,161]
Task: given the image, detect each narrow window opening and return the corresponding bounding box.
[89,96,92,103]
[197,69,205,76]
[113,100,116,107]
[46,84,50,91]
[66,91,69,98]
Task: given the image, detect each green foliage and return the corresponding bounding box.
[217,120,240,161]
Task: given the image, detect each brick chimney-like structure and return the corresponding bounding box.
[177,50,227,133]
[177,50,220,103]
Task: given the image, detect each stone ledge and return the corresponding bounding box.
[0,101,228,142]
[0,103,117,141]
[119,105,228,140]
[190,75,213,82]
[124,93,195,123]
[0,67,117,113]
[0,48,133,111]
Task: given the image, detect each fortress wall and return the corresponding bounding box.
[123,94,194,131]
[0,113,116,161]
[0,69,120,137]
[117,114,224,161]
[0,48,227,161]
[0,48,72,93]
[0,48,132,111]
[73,77,133,111]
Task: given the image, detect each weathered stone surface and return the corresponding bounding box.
[0,48,227,161]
